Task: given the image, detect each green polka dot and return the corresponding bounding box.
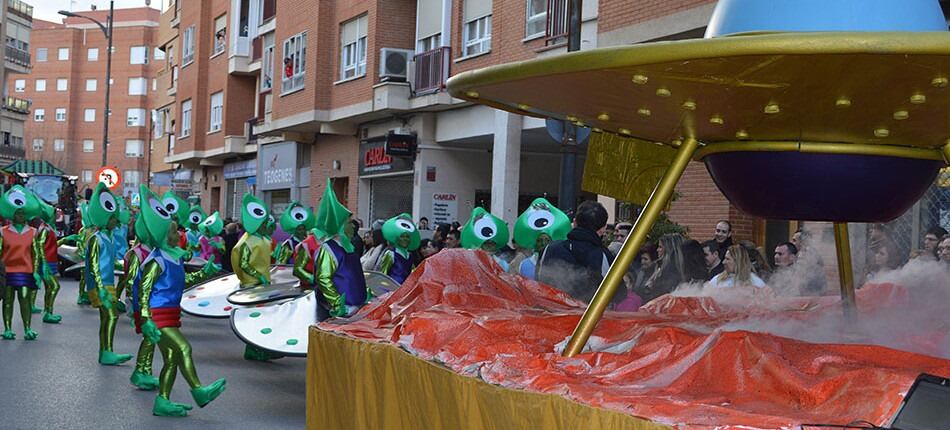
[249,312,261,318]
[260,328,272,334]
[286,339,298,346]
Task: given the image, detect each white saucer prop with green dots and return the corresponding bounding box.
[184,256,209,270]
[58,245,81,265]
[182,265,296,318]
[63,261,125,277]
[230,271,400,357]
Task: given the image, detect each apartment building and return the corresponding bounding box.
[12,7,162,197]
[0,0,32,166]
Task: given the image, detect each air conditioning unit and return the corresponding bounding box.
[379,48,413,82]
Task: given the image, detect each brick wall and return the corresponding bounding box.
[598,0,716,33]
[308,134,360,211]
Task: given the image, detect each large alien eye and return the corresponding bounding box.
[189,211,203,224]
[6,189,27,208]
[201,216,215,227]
[148,198,171,219]
[162,197,180,215]
[290,206,309,222]
[247,202,267,219]
[396,218,416,232]
[526,209,555,231]
[473,217,497,240]
[99,192,117,213]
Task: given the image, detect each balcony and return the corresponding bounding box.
[545,0,569,46]
[5,46,31,72]
[3,97,31,115]
[412,47,450,96]
[7,0,33,22]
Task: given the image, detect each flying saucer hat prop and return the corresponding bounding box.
[187,204,207,229]
[160,190,190,226]
[513,198,570,250]
[280,201,316,233]
[446,0,950,223]
[0,185,41,221]
[200,212,224,237]
[241,193,270,235]
[315,179,353,252]
[87,183,120,229]
[382,213,421,251]
[460,207,510,250]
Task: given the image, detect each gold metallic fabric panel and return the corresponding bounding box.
[582,133,676,206]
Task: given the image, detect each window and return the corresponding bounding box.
[209,92,224,132]
[32,139,44,151]
[526,0,546,38]
[82,170,93,183]
[86,79,97,91]
[14,79,25,92]
[154,47,166,60]
[125,140,144,157]
[282,32,307,92]
[127,108,146,127]
[182,26,196,65]
[417,34,441,52]
[35,79,46,92]
[83,140,95,152]
[128,77,147,96]
[213,15,227,56]
[55,108,66,122]
[54,139,65,152]
[153,109,165,138]
[34,109,45,122]
[181,99,193,137]
[57,78,68,91]
[152,79,157,91]
[416,0,443,52]
[36,48,48,62]
[58,47,69,61]
[88,48,99,61]
[123,170,143,187]
[130,46,148,65]
[261,33,275,91]
[84,109,96,122]
[340,16,367,80]
[462,5,492,57]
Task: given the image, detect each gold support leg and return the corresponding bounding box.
[941,142,950,165]
[833,223,856,320]
[562,138,699,357]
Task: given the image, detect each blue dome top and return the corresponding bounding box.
[706,0,948,37]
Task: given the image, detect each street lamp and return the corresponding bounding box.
[60,2,114,168]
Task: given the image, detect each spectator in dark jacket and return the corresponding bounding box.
[221,223,242,272]
[537,201,626,305]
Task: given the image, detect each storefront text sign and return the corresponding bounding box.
[432,193,458,224]
[359,137,414,176]
[259,142,297,191]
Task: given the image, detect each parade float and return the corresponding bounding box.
[306,0,950,428]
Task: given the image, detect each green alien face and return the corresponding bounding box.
[460,207,510,251]
[88,183,120,230]
[161,190,190,226]
[280,201,315,239]
[241,193,270,236]
[139,185,180,255]
[382,213,420,251]
[513,198,570,252]
[0,185,40,224]
[199,212,224,237]
[186,204,207,230]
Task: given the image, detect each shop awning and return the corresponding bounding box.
[2,160,64,175]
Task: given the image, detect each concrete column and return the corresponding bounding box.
[491,111,522,229]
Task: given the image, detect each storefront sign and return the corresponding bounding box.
[359,137,415,176]
[259,142,297,191]
[384,132,417,157]
[224,159,257,179]
[432,193,458,224]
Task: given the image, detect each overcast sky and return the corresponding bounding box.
[31,0,162,23]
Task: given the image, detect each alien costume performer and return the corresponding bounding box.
[36,200,63,323]
[461,207,512,272]
[0,186,43,340]
[125,216,158,391]
[232,194,273,288]
[377,213,421,284]
[279,201,321,287]
[83,183,133,365]
[161,190,191,251]
[197,212,225,263]
[112,200,133,314]
[185,204,207,259]
[513,198,571,280]
[136,185,225,416]
[73,202,95,306]
[314,180,367,320]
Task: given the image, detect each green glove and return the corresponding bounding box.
[98,288,114,310]
[141,318,162,344]
[202,256,220,275]
[330,305,347,318]
[257,275,271,286]
[34,272,44,289]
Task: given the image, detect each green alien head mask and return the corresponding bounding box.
[133,213,153,247]
[382,213,421,251]
[38,199,56,225]
[461,207,510,251]
[513,198,570,251]
[314,179,353,252]
[139,185,185,258]
[88,182,120,229]
[280,201,315,237]
[161,190,190,226]
[186,204,207,230]
[241,193,270,236]
[0,185,41,223]
[79,201,90,229]
[199,212,224,237]
[117,196,132,225]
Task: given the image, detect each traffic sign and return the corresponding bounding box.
[96,166,121,191]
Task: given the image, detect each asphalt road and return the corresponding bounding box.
[0,279,307,430]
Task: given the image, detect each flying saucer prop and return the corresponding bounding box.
[184,256,208,271]
[182,265,296,318]
[58,245,81,265]
[63,261,124,277]
[231,271,399,357]
[227,281,304,306]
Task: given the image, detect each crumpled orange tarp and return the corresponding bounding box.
[318,249,950,429]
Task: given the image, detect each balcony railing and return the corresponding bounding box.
[0,144,26,159]
[2,97,31,114]
[7,0,33,21]
[5,46,31,68]
[545,0,569,46]
[413,47,451,96]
